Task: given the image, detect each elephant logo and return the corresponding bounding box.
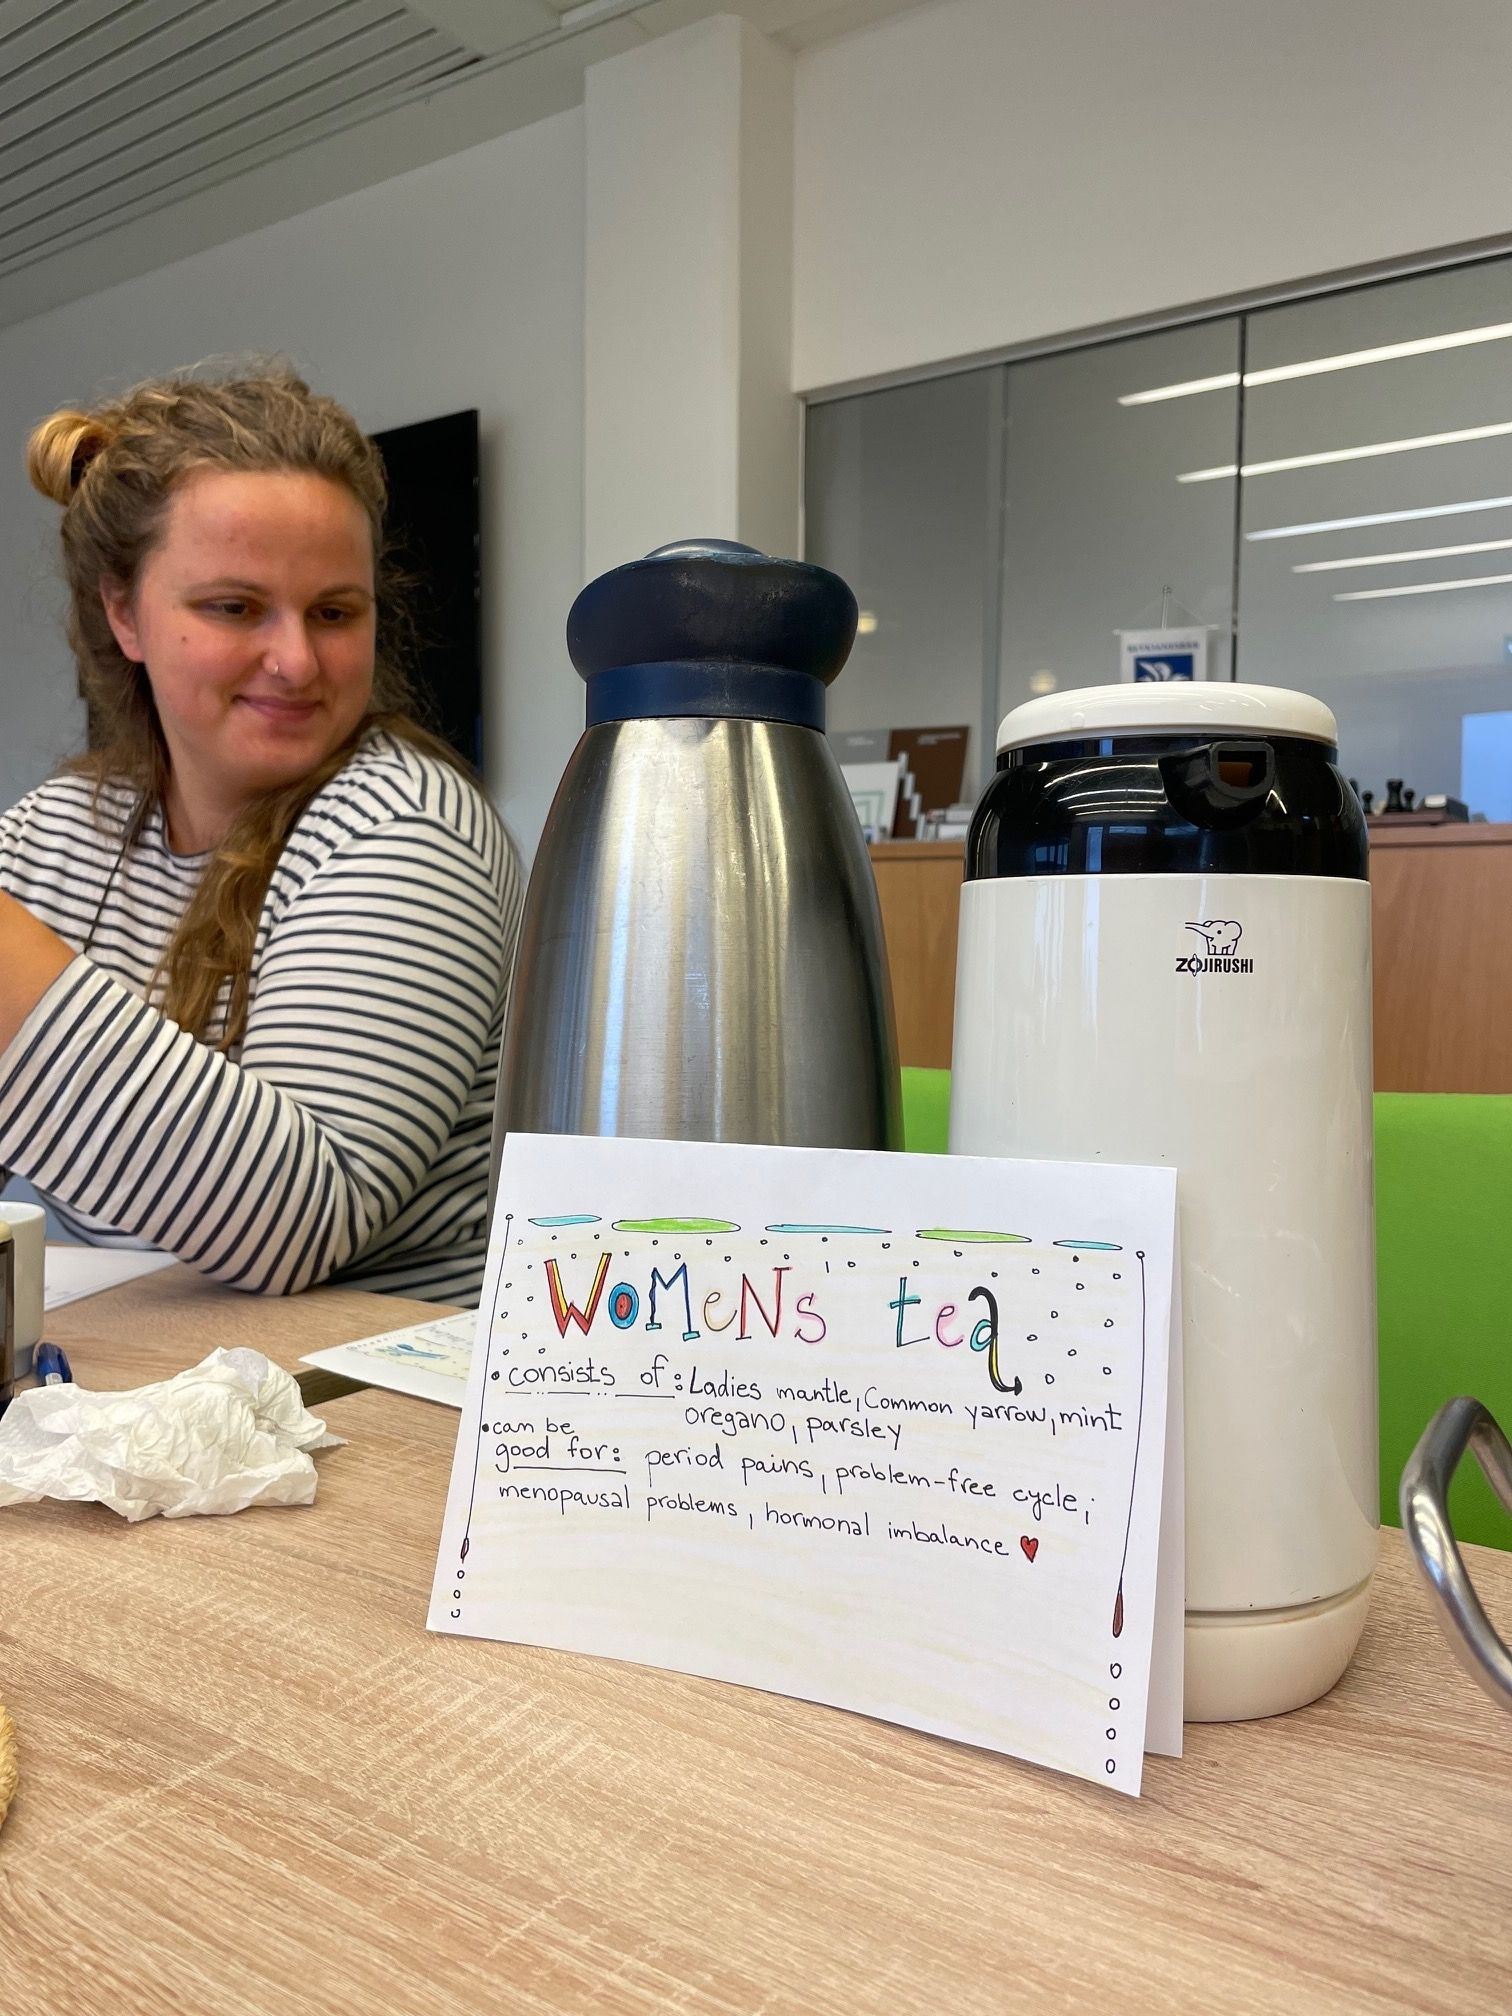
[1184,919,1242,956]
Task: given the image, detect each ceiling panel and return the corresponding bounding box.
[400,0,567,51]
[0,0,482,284]
[1,0,222,119]
[0,0,933,318]
[4,5,426,186]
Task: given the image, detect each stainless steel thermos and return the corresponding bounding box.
[491,540,900,1186]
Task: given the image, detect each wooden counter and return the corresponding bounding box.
[4,1266,1510,2015]
[1369,821,1512,1092]
[869,840,965,1069]
[873,826,1512,1090]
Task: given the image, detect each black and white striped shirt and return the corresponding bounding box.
[0,733,522,1304]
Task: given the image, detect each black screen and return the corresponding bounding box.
[372,409,482,770]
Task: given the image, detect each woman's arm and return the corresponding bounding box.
[0,814,515,1294]
[0,889,77,1054]
[0,797,87,1198]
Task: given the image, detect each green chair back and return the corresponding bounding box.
[1376,1093,1512,1549]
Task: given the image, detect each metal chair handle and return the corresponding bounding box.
[1400,1396,1512,1709]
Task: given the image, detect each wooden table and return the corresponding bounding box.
[4,1270,1510,2015]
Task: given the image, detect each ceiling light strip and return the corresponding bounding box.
[1246,494,1512,541]
[1120,319,1512,405]
[1179,418,1512,484]
[1118,372,1241,407]
[1294,536,1512,573]
[1333,571,1512,602]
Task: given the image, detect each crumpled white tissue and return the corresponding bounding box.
[0,1348,343,1521]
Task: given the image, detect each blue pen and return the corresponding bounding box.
[34,1341,72,1387]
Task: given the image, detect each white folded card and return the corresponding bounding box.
[428,1134,1182,1794]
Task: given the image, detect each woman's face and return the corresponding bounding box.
[101,467,377,826]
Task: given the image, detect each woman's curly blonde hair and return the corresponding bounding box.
[27,362,456,1050]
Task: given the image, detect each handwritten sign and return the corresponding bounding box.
[428,1135,1181,1794]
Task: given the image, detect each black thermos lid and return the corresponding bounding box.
[567,539,858,731]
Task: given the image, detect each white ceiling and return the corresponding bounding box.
[0,0,930,329]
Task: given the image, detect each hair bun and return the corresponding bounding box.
[26,409,115,504]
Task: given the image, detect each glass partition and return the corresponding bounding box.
[1237,258,1512,813]
[805,367,1001,802]
[804,250,1512,820]
[998,319,1241,719]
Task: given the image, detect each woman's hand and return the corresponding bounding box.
[0,889,77,1055]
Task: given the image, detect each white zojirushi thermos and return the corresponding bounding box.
[950,683,1378,1721]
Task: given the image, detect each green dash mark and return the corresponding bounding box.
[916,1228,1030,1244]
[765,1224,891,1236]
[612,1217,741,1234]
[1053,1239,1123,1251]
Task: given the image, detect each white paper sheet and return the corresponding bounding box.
[1143,1243,1185,1759]
[44,1246,177,1312]
[839,756,904,839]
[427,1135,1181,1795]
[302,1310,478,1408]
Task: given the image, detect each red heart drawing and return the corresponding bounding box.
[1019,1535,1039,1562]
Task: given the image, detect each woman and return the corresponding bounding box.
[0,365,522,1302]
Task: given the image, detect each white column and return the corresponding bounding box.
[583,14,799,580]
